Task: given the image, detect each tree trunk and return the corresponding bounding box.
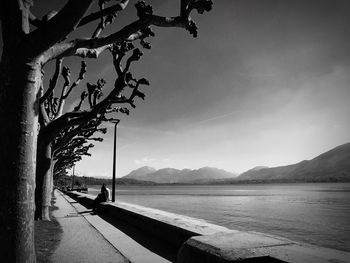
[35,137,53,221]
[50,162,54,196]
[0,54,41,262]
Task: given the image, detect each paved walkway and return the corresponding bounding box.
[51,190,171,263]
[51,191,128,263]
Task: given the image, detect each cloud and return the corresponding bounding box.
[119,142,138,150]
[120,125,175,136]
[134,157,156,165]
[187,110,242,127]
[134,157,172,167]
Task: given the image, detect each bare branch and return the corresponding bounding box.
[55,66,70,118]
[91,1,120,38]
[103,117,120,122]
[74,91,88,112]
[27,0,94,57]
[41,59,63,104]
[78,0,130,28]
[63,61,87,99]
[0,1,31,51]
[19,0,33,33]
[39,80,50,127]
[28,10,43,28]
[73,44,112,59]
[46,111,88,140]
[54,61,87,118]
[87,79,106,108]
[124,48,143,74]
[87,137,103,142]
[43,0,212,62]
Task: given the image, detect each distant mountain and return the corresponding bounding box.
[123,166,157,179]
[246,166,269,172]
[237,143,350,182]
[122,166,237,184]
[188,167,237,182]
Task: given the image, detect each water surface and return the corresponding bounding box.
[90,183,350,251]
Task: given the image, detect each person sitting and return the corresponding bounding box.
[106,186,111,201]
[93,184,109,212]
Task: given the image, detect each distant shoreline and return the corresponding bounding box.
[61,174,350,188]
[117,179,350,186]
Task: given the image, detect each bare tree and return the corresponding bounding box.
[36,103,109,221]
[0,0,212,261]
[35,41,149,220]
[35,59,87,220]
[52,121,106,186]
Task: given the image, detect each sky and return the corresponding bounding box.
[2,0,350,178]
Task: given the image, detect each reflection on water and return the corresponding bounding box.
[89,183,350,252]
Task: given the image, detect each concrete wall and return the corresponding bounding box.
[66,191,231,247]
[65,191,349,263]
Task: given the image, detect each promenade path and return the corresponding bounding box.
[51,190,128,263]
[51,190,171,263]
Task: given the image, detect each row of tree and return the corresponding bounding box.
[0,0,212,262]
[35,39,151,221]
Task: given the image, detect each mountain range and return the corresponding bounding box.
[122,166,238,183]
[235,142,350,182]
[121,143,350,184]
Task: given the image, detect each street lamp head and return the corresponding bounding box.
[112,119,120,125]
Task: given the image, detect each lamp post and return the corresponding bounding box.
[71,165,75,190]
[112,120,120,202]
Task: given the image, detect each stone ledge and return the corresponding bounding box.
[66,190,233,247]
[177,230,350,263]
[103,201,234,247]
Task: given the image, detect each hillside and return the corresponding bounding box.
[237,143,350,182]
[122,166,157,179]
[122,166,237,183]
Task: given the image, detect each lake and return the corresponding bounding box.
[89,182,350,252]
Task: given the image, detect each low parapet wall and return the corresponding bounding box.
[103,200,233,248]
[65,191,349,263]
[66,191,232,247]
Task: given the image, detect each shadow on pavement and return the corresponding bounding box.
[65,194,179,262]
[99,213,178,262]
